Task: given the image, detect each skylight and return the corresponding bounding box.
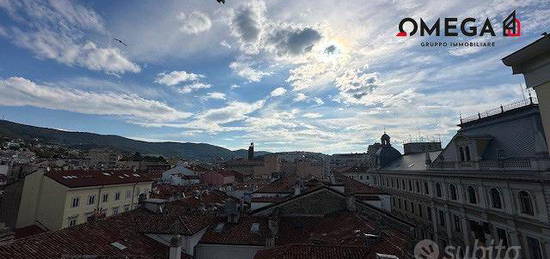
[111,242,127,250]
[250,223,260,233]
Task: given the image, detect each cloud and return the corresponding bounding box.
[293,93,308,102]
[230,0,265,54]
[265,26,322,56]
[177,11,212,34]
[0,77,190,122]
[229,61,271,82]
[270,87,287,97]
[178,82,212,94]
[303,112,323,118]
[0,0,140,75]
[203,92,226,100]
[229,0,322,57]
[230,84,241,89]
[155,70,204,86]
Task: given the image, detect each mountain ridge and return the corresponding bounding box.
[0,120,269,161]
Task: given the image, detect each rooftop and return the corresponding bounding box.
[459,97,538,125]
[46,169,154,188]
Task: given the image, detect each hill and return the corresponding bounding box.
[0,120,269,161]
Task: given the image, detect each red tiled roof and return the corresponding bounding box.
[254,244,371,259]
[0,194,236,258]
[337,175,386,195]
[254,175,297,194]
[1,212,170,258]
[251,196,286,203]
[199,216,269,246]
[14,225,47,239]
[46,169,153,188]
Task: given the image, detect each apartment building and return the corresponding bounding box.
[16,169,153,230]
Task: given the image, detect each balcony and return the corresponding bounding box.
[429,157,550,171]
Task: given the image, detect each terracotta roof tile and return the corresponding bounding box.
[46,169,153,188]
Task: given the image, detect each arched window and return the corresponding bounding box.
[436,183,442,197]
[519,191,534,215]
[490,188,502,209]
[459,147,465,161]
[465,146,471,161]
[467,186,477,204]
[449,184,458,200]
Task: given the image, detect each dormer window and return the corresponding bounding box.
[459,147,465,161]
[465,146,471,161]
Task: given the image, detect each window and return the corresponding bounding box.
[415,181,420,193]
[439,211,445,227]
[436,183,442,197]
[465,146,471,161]
[404,200,408,211]
[68,216,78,227]
[398,198,402,209]
[102,193,109,203]
[496,228,508,248]
[71,197,79,208]
[418,204,423,217]
[402,179,406,190]
[427,207,432,221]
[359,175,363,180]
[519,191,534,215]
[411,202,415,213]
[88,195,95,205]
[126,190,132,200]
[424,182,429,195]
[115,192,120,201]
[467,186,477,204]
[112,207,119,215]
[408,180,413,191]
[124,204,130,212]
[459,147,465,161]
[526,237,543,259]
[449,184,458,200]
[490,188,502,209]
[453,215,461,232]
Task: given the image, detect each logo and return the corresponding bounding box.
[503,11,521,37]
[413,239,522,259]
[414,239,439,259]
[396,11,521,38]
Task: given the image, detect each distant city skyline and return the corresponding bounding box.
[0,0,548,153]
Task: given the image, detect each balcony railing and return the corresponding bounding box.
[460,97,538,124]
[428,158,549,171]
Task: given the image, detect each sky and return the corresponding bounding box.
[0,0,548,154]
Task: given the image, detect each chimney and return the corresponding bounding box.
[346,195,356,212]
[169,235,183,259]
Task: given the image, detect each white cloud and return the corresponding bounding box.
[178,82,212,94]
[303,112,323,118]
[0,77,190,122]
[230,84,241,89]
[0,0,140,75]
[177,11,212,34]
[203,92,226,100]
[293,93,308,102]
[270,87,287,97]
[229,61,271,82]
[154,70,204,86]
